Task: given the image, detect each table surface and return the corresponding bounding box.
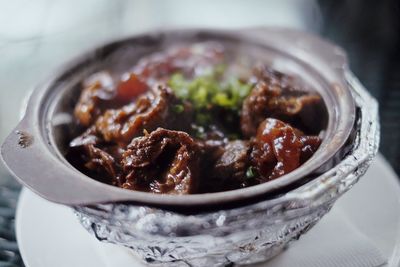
[0,1,398,266]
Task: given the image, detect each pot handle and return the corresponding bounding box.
[0,117,131,206]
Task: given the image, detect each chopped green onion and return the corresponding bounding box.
[212,92,235,107]
[168,66,253,132]
[172,104,184,113]
[168,73,189,99]
[246,166,256,179]
[168,70,252,110]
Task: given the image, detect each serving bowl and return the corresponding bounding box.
[1,28,379,266]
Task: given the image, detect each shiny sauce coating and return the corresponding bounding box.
[67,43,324,194]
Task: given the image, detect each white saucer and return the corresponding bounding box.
[15,154,400,267]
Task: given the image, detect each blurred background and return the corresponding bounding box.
[0,0,398,265]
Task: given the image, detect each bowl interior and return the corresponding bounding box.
[34,29,354,209]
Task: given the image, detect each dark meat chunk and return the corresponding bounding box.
[214,140,250,181]
[67,143,120,186]
[82,144,118,179]
[95,85,192,145]
[68,126,126,186]
[121,128,201,194]
[250,118,321,181]
[74,71,151,127]
[115,73,149,103]
[241,66,324,137]
[197,140,251,193]
[74,72,115,126]
[132,43,224,85]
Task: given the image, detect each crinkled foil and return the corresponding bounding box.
[74,72,379,267]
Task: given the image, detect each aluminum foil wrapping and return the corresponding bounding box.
[74,72,379,267]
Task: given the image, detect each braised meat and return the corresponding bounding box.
[95,85,192,145]
[74,72,116,126]
[241,65,324,137]
[207,140,251,191]
[121,128,201,194]
[67,43,326,194]
[250,118,321,181]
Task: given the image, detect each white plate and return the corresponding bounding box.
[16,154,400,267]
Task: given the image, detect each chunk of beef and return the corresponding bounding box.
[214,140,250,180]
[82,144,117,179]
[121,128,201,194]
[67,143,120,186]
[95,85,192,145]
[115,73,148,103]
[74,72,116,126]
[197,140,251,193]
[250,118,321,181]
[241,65,324,137]
[68,126,126,186]
[74,71,151,127]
